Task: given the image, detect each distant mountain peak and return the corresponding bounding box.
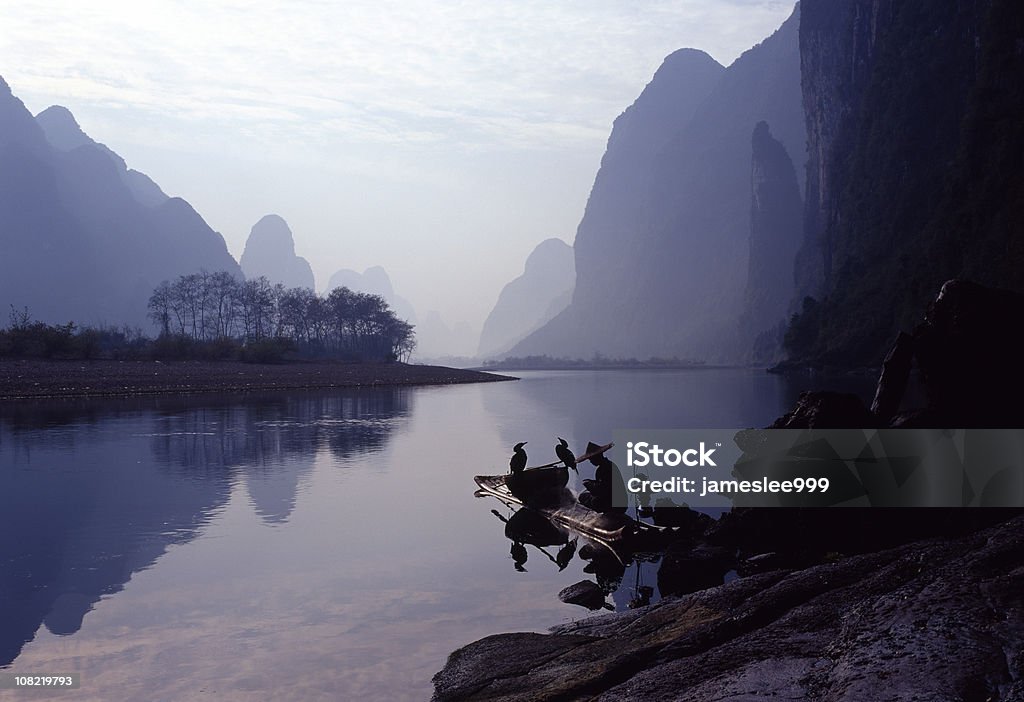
[246,214,297,254]
[478,238,575,358]
[32,104,169,207]
[660,48,723,71]
[523,238,573,276]
[241,214,315,290]
[35,105,92,151]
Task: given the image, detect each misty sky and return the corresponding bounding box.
[2,1,795,346]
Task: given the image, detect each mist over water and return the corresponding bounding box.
[0,370,873,699]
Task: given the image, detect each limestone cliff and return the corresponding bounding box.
[0,76,241,327]
[743,121,803,363]
[240,215,315,290]
[788,0,1024,366]
[478,238,574,358]
[511,6,805,363]
[36,105,168,207]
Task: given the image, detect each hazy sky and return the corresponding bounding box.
[2,0,795,347]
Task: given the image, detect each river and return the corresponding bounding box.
[0,368,874,701]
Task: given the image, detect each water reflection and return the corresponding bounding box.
[486,502,678,613]
[0,370,878,700]
[483,368,876,453]
[0,389,409,667]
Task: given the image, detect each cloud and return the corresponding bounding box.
[1,0,795,153]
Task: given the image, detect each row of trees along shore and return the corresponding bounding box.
[147,272,415,362]
[0,272,415,363]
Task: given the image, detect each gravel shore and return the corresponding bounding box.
[0,359,514,400]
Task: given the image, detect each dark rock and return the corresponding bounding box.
[735,551,785,576]
[888,407,952,428]
[433,515,1024,701]
[870,330,914,422]
[912,279,1024,426]
[707,506,1020,562]
[777,280,1024,431]
[651,499,713,537]
[769,390,878,429]
[705,508,821,560]
[657,543,734,597]
[431,632,595,702]
[557,580,609,611]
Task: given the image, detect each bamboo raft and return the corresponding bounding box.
[474,471,681,551]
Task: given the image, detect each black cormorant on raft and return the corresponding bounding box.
[555,437,577,473]
[506,440,569,506]
[509,442,528,473]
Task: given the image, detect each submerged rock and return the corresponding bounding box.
[557,580,609,611]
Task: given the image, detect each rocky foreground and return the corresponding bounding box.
[0,359,512,400]
[434,514,1024,701]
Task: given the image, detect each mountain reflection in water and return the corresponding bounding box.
[0,370,872,700]
[0,390,410,667]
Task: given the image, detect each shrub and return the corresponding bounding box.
[240,337,295,364]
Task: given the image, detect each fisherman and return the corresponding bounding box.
[509,442,528,473]
[577,441,628,514]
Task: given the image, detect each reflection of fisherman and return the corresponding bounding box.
[577,442,628,514]
[578,542,625,594]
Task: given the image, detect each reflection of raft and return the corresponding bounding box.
[474,473,679,549]
[505,466,569,505]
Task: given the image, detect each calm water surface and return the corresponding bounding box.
[0,369,873,701]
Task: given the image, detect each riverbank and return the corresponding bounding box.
[0,359,515,400]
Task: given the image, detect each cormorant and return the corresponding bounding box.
[511,541,528,572]
[509,442,528,473]
[555,437,577,473]
[555,537,578,571]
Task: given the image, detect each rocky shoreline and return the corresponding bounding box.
[0,359,514,400]
[433,514,1024,701]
